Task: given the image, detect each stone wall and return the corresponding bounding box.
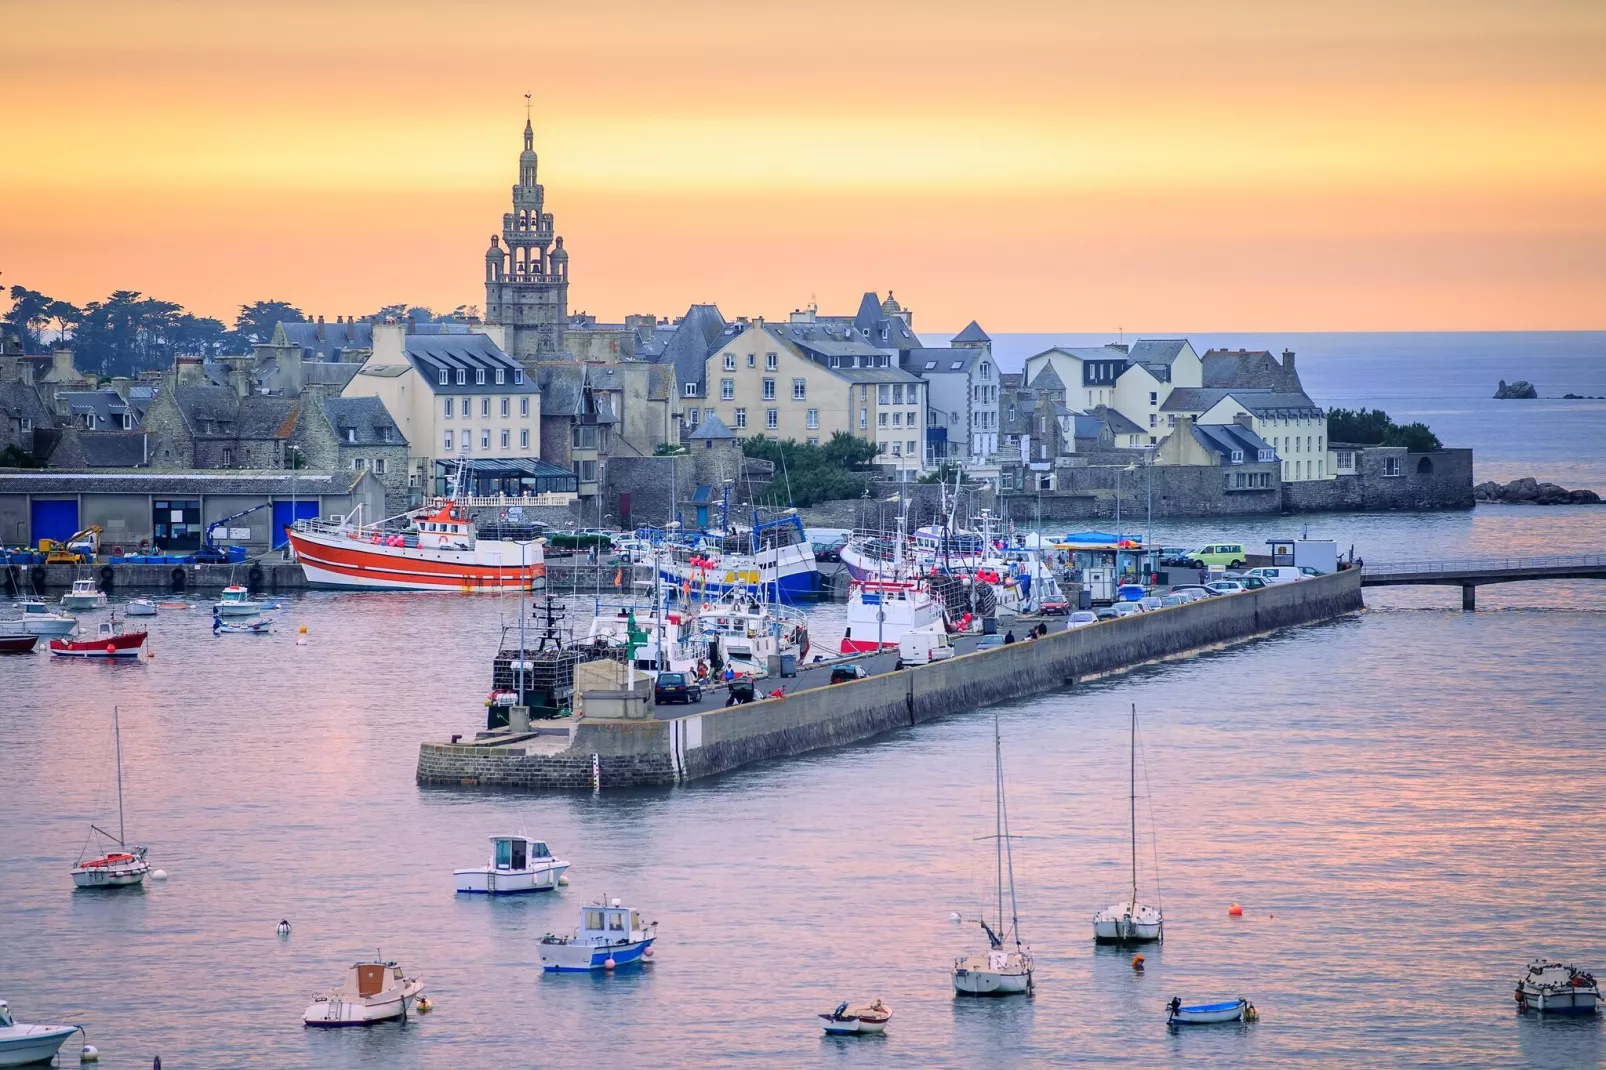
[1000,461,1281,522]
[416,568,1363,791]
[601,455,698,529]
[1285,448,1473,512]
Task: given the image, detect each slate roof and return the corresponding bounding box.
[1159,387,1238,413]
[829,366,924,385]
[1127,339,1192,366]
[1193,421,1276,462]
[686,411,734,440]
[536,365,619,423]
[1223,391,1322,418]
[276,320,375,360]
[321,396,406,447]
[906,347,982,374]
[72,431,151,468]
[1095,406,1146,436]
[404,334,536,395]
[1072,412,1108,443]
[1201,348,1303,391]
[770,322,888,363]
[0,470,367,495]
[56,388,134,429]
[173,386,300,440]
[1027,363,1065,392]
[951,321,991,344]
[848,291,921,350]
[647,304,728,391]
[0,381,52,426]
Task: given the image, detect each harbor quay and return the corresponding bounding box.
[417,567,1364,790]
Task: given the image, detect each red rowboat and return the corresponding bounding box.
[49,618,146,659]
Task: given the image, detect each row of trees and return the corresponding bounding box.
[3,278,476,380]
[740,432,880,507]
[1326,408,1442,452]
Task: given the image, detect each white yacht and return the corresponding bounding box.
[539,899,657,972]
[71,706,152,889]
[0,1000,79,1068]
[454,835,569,895]
[59,578,106,611]
[303,958,424,1026]
[0,600,78,637]
[1094,704,1165,944]
[1516,960,1599,1014]
[212,585,271,617]
[953,716,1034,997]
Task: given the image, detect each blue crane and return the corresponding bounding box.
[194,503,271,563]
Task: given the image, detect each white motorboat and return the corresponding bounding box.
[124,598,158,617]
[1516,960,1600,1014]
[212,585,271,617]
[953,715,1035,997]
[0,1001,80,1068]
[539,899,656,972]
[303,958,424,1026]
[586,601,715,679]
[1094,704,1165,944]
[819,999,891,1036]
[0,600,78,637]
[454,834,570,895]
[1167,997,1256,1024]
[71,706,152,889]
[695,588,810,677]
[60,578,106,611]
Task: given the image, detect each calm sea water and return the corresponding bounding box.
[3,330,1604,1068]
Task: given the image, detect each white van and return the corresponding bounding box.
[897,623,955,668]
[1244,566,1302,585]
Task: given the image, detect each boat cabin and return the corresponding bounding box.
[0,1000,12,1027]
[70,578,98,596]
[580,901,645,943]
[491,835,552,871]
[218,586,250,603]
[410,503,478,551]
[344,961,403,999]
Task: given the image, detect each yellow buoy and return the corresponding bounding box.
[298,624,307,634]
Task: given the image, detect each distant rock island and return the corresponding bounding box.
[1494,380,1538,399]
[1562,392,1605,400]
[1475,477,1601,505]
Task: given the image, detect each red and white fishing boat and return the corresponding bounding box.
[839,579,947,655]
[48,616,146,660]
[287,499,545,592]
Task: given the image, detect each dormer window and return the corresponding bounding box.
[495,368,505,385]
[439,367,448,385]
[455,368,465,385]
[683,382,697,397]
[1230,449,1244,464]
[345,428,357,443]
[513,368,523,385]
[476,368,486,385]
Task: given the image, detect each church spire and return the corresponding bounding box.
[523,92,533,150]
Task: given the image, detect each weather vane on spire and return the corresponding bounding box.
[524,92,532,121]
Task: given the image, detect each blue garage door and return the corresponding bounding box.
[270,500,323,549]
[30,499,79,545]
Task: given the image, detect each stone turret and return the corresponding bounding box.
[485,112,570,363]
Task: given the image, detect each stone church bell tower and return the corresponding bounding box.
[484,115,569,361]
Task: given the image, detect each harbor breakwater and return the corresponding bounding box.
[418,568,1364,791]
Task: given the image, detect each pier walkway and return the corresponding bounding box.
[1361,554,1606,609]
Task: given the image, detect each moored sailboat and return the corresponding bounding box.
[1093,704,1164,944]
[71,705,152,889]
[953,715,1034,997]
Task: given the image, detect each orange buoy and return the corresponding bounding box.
[1228,903,1243,917]
[1131,954,1145,971]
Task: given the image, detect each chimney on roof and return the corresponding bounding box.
[317,315,325,342]
[1281,349,1298,388]
[1233,411,1254,430]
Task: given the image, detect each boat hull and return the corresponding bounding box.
[60,596,106,611]
[454,860,570,894]
[71,860,149,888]
[1170,1000,1249,1024]
[1519,985,1599,1014]
[1093,918,1163,943]
[821,1019,887,1036]
[303,984,422,1027]
[290,529,544,592]
[0,635,39,654]
[0,1025,79,1067]
[49,632,146,659]
[539,937,654,972]
[6,618,77,637]
[952,968,1032,997]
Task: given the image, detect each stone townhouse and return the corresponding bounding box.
[1024,338,1204,445]
[294,397,411,514]
[902,321,1000,466]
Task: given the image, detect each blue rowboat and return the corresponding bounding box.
[1167,997,1256,1024]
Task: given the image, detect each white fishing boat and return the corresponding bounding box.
[1167,997,1256,1024]
[695,588,810,676]
[818,999,892,1036]
[212,585,271,617]
[0,1001,80,1068]
[1094,704,1165,944]
[0,600,78,637]
[71,705,152,889]
[60,578,106,611]
[841,580,946,655]
[953,715,1035,997]
[454,835,570,895]
[124,598,158,617]
[303,958,424,1026]
[586,601,717,679]
[1516,960,1600,1014]
[538,899,656,972]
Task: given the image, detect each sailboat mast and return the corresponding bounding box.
[995,717,1004,939]
[1130,702,1137,906]
[113,705,126,846]
[1000,720,1023,951]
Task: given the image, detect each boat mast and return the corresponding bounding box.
[994,716,1004,940]
[113,705,126,847]
[998,716,1023,952]
[1129,702,1137,908]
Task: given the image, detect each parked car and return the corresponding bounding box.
[812,537,847,563]
[1299,566,1324,577]
[1237,575,1268,590]
[1183,543,1249,569]
[1067,610,1098,629]
[1168,584,1217,599]
[830,664,870,684]
[1139,596,1165,611]
[653,671,702,705]
[1243,566,1302,585]
[1205,580,1246,595]
[1112,602,1145,617]
[975,634,1007,650]
[1040,599,1071,616]
[1094,606,1120,619]
[1159,594,1188,607]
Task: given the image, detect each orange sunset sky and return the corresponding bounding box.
[3,0,1603,332]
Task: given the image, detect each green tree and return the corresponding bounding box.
[4,285,55,351]
[234,299,304,343]
[1326,407,1442,451]
[45,299,81,345]
[741,432,878,507]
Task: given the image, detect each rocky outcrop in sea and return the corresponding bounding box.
[1474,477,1601,505]
[1493,380,1538,399]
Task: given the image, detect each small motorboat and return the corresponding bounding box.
[1516,960,1599,1014]
[213,615,273,636]
[125,598,158,617]
[60,578,108,611]
[539,899,656,972]
[49,616,146,660]
[157,600,193,610]
[1167,997,1257,1024]
[0,600,79,637]
[0,1000,80,1068]
[303,958,424,1026]
[454,834,570,895]
[819,999,891,1036]
[0,634,39,654]
[213,585,272,617]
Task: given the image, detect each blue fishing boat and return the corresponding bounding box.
[538,899,656,972]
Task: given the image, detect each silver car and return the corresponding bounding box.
[1112,602,1145,617]
[1067,610,1098,628]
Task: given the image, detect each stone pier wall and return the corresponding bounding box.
[417,568,1364,791]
